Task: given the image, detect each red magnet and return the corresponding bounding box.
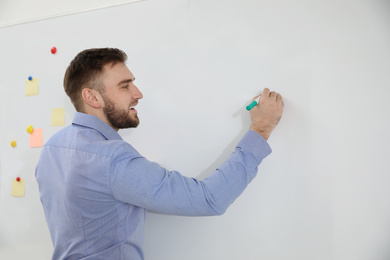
[16,177,21,182]
[51,47,57,54]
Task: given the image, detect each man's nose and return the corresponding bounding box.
[131,84,143,99]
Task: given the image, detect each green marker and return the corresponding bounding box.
[246,95,262,111]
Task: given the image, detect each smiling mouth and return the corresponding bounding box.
[129,104,138,111]
[129,101,139,111]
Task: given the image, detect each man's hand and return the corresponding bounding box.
[249,88,284,141]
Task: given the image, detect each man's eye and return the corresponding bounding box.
[123,85,129,89]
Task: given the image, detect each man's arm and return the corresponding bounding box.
[110,88,284,216]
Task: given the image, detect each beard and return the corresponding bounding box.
[102,94,140,129]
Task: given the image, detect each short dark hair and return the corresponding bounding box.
[63,48,128,112]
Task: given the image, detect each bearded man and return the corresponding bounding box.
[36,48,284,260]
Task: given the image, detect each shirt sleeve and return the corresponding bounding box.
[109,130,272,216]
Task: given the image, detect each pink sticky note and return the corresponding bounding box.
[29,128,43,147]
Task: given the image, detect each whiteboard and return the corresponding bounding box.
[1,0,390,259]
[0,0,142,27]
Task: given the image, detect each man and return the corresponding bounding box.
[35,48,284,260]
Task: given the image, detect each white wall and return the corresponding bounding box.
[0,0,390,259]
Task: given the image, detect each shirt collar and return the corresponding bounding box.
[72,112,123,141]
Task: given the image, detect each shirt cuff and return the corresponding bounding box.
[236,130,272,164]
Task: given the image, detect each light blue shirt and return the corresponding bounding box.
[35,112,272,260]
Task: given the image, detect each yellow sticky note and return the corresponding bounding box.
[26,78,39,96]
[51,108,65,126]
[11,179,25,197]
[29,128,43,147]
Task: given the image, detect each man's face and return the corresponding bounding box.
[100,62,143,131]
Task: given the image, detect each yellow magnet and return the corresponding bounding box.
[11,140,16,147]
[26,125,34,134]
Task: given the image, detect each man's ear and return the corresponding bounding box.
[81,88,102,109]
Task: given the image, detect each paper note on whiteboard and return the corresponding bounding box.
[11,179,25,197]
[25,78,39,96]
[29,128,43,147]
[51,108,65,126]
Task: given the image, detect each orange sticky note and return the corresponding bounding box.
[29,128,43,147]
[12,179,25,197]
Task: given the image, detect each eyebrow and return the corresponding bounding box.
[117,78,135,86]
